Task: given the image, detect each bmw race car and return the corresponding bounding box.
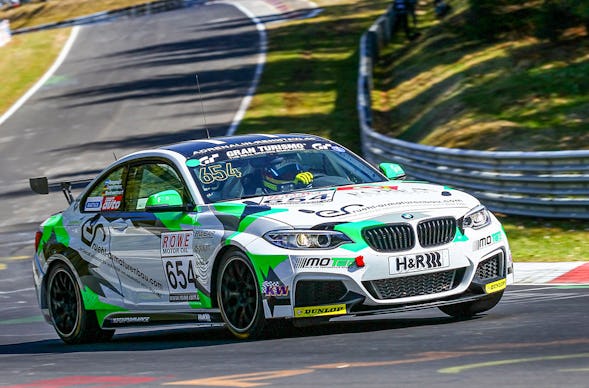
[31,133,513,344]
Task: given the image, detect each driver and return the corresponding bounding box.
[262,159,313,193]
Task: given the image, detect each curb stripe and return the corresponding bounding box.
[550,263,589,284]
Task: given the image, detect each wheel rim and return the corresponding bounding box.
[220,257,259,332]
[48,268,80,337]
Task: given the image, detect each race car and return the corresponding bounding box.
[30,133,513,344]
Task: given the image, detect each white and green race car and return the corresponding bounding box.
[31,133,513,344]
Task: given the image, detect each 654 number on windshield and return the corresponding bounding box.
[198,163,241,184]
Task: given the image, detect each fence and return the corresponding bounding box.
[358,6,589,219]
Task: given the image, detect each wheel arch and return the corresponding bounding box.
[41,248,87,310]
[210,244,244,308]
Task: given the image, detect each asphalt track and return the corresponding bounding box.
[0,2,260,228]
[2,249,589,387]
[1,2,589,387]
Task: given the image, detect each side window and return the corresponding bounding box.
[125,162,187,212]
[82,167,125,212]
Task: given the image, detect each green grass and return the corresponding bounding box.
[237,0,392,153]
[501,216,589,261]
[372,0,589,151]
[1,0,586,261]
[0,28,69,115]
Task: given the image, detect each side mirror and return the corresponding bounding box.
[145,190,193,212]
[379,163,406,180]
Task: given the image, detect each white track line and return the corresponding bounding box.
[0,26,81,127]
[214,1,267,136]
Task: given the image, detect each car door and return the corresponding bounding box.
[75,165,127,305]
[109,159,200,309]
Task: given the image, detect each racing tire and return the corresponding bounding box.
[216,250,266,339]
[46,261,115,344]
[438,290,504,318]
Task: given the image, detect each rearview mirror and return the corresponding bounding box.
[379,163,406,180]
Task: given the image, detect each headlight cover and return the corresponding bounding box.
[463,205,491,230]
[263,230,352,250]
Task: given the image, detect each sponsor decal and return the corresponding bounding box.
[84,196,103,212]
[261,190,335,206]
[199,153,219,165]
[295,257,355,269]
[225,143,306,159]
[161,231,194,257]
[301,204,364,218]
[194,230,215,239]
[191,137,309,156]
[81,216,106,247]
[169,293,199,302]
[197,313,212,322]
[161,231,199,301]
[101,195,122,211]
[485,278,507,294]
[389,250,450,274]
[294,304,347,318]
[262,281,289,297]
[102,179,124,196]
[473,231,503,251]
[311,143,346,152]
[109,316,150,324]
[304,199,466,218]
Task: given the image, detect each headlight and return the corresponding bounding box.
[263,230,352,250]
[463,205,491,229]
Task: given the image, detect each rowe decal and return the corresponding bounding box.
[294,304,347,318]
[474,231,503,251]
[389,250,450,274]
[161,231,193,257]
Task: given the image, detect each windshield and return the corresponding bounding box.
[186,139,386,203]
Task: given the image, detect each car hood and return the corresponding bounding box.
[229,181,479,228]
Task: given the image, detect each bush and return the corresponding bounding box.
[535,0,588,41]
[463,0,587,41]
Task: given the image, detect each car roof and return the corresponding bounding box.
[160,133,325,158]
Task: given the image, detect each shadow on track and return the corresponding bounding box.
[0,315,477,355]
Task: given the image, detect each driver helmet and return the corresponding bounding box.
[262,159,304,192]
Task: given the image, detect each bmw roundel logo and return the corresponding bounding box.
[401,213,414,219]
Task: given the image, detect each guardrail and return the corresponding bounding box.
[358,6,589,219]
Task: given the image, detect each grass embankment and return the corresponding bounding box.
[1,0,587,261]
[372,0,589,152]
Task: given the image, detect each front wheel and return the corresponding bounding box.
[46,261,114,344]
[216,250,266,339]
[438,291,504,318]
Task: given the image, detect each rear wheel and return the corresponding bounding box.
[439,291,504,318]
[46,261,114,344]
[216,250,266,339]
